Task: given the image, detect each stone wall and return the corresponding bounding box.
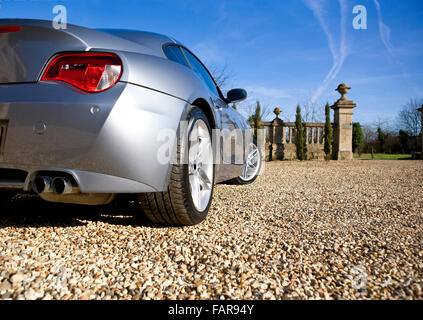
[256,120,326,161]
[252,83,356,161]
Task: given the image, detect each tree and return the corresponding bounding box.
[324,103,333,161]
[209,63,233,93]
[397,98,422,154]
[298,94,326,123]
[242,102,272,122]
[377,127,388,153]
[352,123,364,154]
[248,101,262,140]
[398,130,410,154]
[362,125,376,142]
[295,105,306,160]
[361,125,377,154]
[397,98,422,137]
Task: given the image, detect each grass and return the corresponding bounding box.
[354,153,412,160]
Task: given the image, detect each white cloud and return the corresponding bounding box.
[303,0,349,103]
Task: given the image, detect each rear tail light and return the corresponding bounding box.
[41,53,122,93]
[0,26,22,33]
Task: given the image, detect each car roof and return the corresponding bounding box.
[96,29,183,53]
[0,19,183,57]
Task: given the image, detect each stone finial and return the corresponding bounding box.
[273,107,282,118]
[336,83,351,101]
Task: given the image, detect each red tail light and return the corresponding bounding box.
[41,53,122,93]
[0,26,22,33]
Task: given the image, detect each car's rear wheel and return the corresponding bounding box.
[139,107,214,226]
[229,140,262,185]
[0,191,15,204]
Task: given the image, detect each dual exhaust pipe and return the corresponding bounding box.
[32,176,78,195]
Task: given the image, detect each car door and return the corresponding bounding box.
[180,48,242,166]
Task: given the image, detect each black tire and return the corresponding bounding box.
[0,191,16,204]
[139,107,214,226]
[228,139,262,185]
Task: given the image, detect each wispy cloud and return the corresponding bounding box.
[373,0,418,92]
[303,0,349,103]
[245,86,295,100]
[374,0,394,57]
[216,1,228,25]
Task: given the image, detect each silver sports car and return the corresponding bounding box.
[0,19,262,225]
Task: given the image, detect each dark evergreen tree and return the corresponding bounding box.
[248,101,262,140]
[324,103,333,160]
[352,122,364,154]
[295,105,305,160]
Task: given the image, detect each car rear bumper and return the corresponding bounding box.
[0,81,188,193]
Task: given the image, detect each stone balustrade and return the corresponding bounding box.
[250,83,357,161]
[251,119,327,161]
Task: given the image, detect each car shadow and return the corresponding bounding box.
[0,193,169,229]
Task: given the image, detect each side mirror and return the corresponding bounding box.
[227,88,247,103]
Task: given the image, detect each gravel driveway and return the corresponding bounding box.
[1,160,422,300]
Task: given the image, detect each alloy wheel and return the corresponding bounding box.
[188,119,213,212]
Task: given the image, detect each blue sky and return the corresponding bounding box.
[1,0,423,125]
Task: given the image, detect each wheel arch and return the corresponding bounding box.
[191,98,217,129]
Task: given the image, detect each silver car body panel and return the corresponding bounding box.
[0,81,186,192]
[0,19,248,202]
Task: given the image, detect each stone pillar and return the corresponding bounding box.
[418,106,423,155]
[305,126,309,144]
[269,108,284,160]
[331,83,357,160]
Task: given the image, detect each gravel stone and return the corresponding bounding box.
[9,273,26,284]
[0,160,422,299]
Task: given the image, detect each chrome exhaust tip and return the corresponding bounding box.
[32,176,53,194]
[52,177,76,195]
